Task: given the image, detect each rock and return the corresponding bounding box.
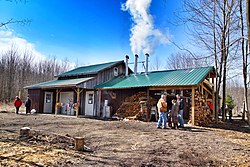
[20,127,31,137]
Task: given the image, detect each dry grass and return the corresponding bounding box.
[0,102,26,113]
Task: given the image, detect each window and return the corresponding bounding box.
[46,94,52,103]
[88,94,93,104]
[114,67,118,76]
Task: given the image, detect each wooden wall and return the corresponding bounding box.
[28,89,44,113]
[83,63,126,89]
[96,63,125,85]
[80,90,86,115]
[28,89,57,114]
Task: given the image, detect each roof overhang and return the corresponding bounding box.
[96,85,198,91]
[24,77,93,89]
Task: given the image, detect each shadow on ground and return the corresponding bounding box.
[206,118,250,133]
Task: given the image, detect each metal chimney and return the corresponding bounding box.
[145,53,149,75]
[125,55,129,76]
[134,54,138,75]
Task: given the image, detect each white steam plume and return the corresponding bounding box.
[121,0,169,55]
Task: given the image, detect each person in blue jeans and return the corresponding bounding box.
[176,94,184,127]
[157,95,167,129]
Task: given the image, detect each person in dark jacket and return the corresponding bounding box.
[176,94,185,128]
[25,96,31,114]
[14,96,22,114]
[171,99,179,129]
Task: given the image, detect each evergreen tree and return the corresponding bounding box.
[226,94,236,110]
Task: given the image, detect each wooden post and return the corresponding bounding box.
[146,88,150,122]
[74,137,85,151]
[74,88,83,118]
[76,88,80,118]
[212,78,215,119]
[191,87,195,125]
[97,90,102,117]
[201,83,204,95]
[55,89,59,115]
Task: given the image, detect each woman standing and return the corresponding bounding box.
[14,96,22,114]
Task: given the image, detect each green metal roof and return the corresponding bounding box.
[58,60,123,77]
[25,77,93,89]
[95,66,215,89]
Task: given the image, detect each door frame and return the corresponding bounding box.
[43,91,53,113]
[85,91,94,116]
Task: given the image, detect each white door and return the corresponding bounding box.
[60,92,74,115]
[44,92,53,113]
[85,91,94,116]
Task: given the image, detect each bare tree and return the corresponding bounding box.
[4,46,20,101]
[151,56,163,71]
[0,1,30,28]
[18,50,33,98]
[239,0,249,123]
[183,0,242,121]
[246,0,250,124]
[0,46,71,101]
[226,78,244,115]
[0,18,30,28]
[165,52,212,70]
[247,0,250,44]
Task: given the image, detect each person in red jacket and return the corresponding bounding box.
[14,96,22,114]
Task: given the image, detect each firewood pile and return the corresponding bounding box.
[115,92,157,121]
[189,91,212,126]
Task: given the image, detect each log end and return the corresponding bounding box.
[74,137,85,151]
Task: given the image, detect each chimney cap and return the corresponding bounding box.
[135,54,139,57]
[125,55,129,59]
[145,53,149,56]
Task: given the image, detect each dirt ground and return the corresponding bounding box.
[0,111,250,167]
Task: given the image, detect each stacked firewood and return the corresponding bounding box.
[189,91,212,126]
[115,92,157,121]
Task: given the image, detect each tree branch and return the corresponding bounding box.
[0,18,31,28]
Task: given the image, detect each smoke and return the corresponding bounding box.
[121,0,169,55]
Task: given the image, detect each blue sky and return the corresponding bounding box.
[0,0,190,70]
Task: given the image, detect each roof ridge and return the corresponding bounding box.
[149,66,213,73]
[76,60,123,69]
[57,60,124,77]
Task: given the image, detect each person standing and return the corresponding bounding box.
[228,108,233,122]
[157,94,167,129]
[14,96,22,114]
[208,101,213,115]
[176,94,185,128]
[25,96,31,114]
[171,99,179,129]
